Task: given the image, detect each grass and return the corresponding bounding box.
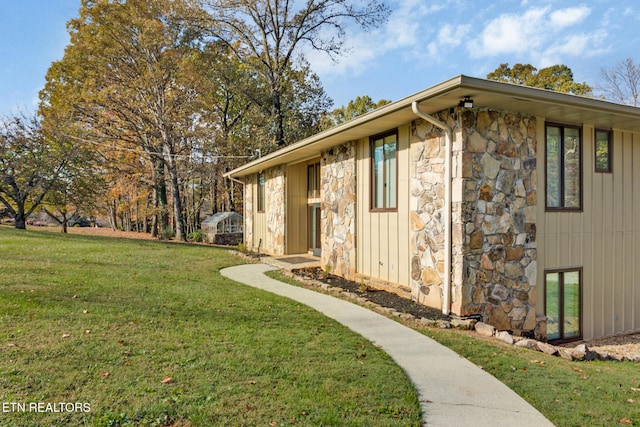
[422,328,640,427]
[269,269,640,427]
[0,227,421,427]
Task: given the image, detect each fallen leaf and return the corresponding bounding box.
[268,422,278,426]
[82,309,89,314]
[631,387,640,392]
[628,399,635,403]
[161,376,173,384]
[62,333,71,339]
[100,372,110,378]
[84,329,91,334]
[619,417,632,424]
[572,367,585,374]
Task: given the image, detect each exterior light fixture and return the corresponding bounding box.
[459,96,474,108]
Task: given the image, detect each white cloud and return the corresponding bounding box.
[468,4,599,63]
[549,6,591,27]
[304,0,441,78]
[469,7,549,56]
[427,23,472,61]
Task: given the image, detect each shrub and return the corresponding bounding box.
[188,229,204,242]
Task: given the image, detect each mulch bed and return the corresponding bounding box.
[291,267,449,321]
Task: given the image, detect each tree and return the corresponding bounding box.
[0,114,72,229]
[196,0,390,147]
[42,158,104,233]
[487,63,593,96]
[599,58,640,107]
[40,0,202,241]
[321,95,391,129]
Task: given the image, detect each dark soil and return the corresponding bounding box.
[291,267,449,321]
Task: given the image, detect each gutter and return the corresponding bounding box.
[411,101,452,316]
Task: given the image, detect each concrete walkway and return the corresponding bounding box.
[220,263,555,427]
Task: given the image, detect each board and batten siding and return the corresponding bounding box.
[537,119,640,340]
[286,162,308,254]
[356,125,411,291]
[246,173,267,253]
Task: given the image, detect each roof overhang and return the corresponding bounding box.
[226,74,640,178]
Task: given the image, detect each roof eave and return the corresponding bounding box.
[226,74,640,178]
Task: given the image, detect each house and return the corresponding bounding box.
[225,75,640,343]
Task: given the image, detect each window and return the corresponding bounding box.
[546,123,582,210]
[371,131,397,210]
[307,162,321,199]
[595,129,612,173]
[545,269,582,343]
[257,172,265,212]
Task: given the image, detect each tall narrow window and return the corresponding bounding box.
[371,131,397,210]
[545,269,582,342]
[595,129,612,173]
[257,172,265,212]
[546,124,582,210]
[307,162,320,199]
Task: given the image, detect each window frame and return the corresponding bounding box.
[545,122,583,212]
[307,161,321,199]
[257,172,265,213]
[369,129,398,212]
[544,267,583,344]
[594,128,613,173]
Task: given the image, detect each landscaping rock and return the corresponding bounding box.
[400,313,416,322]
[451,318,477,330]
[557,348,574,361]
[536,342,558,355]
[514,339,539,351]
[569,344,588,361]
[495,331,514,345]
[419,317,438,327]
[436,320,452,329]
[475,322,496,337]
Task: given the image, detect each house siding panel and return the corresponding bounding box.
[354,126,410,292]
[286,162,308,254]
[541,128,640,339]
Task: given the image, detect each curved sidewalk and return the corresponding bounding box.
[220,263,554,427]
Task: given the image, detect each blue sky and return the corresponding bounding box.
[1,0,639,116]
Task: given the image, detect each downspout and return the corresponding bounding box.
[411,102,452,315]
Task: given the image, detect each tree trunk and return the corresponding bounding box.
[272,88,285,146]
[109,199,118,230]
[155,158,169,234]
[167,155,186,241]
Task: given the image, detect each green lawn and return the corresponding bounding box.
[268,271,640,427]
[0,227,421,427]
[423,328,640,427]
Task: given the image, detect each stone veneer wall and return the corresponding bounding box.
[244,174,254,251]
[320,142,357,280]
[265,165,286,255]
[411,108,538,334]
